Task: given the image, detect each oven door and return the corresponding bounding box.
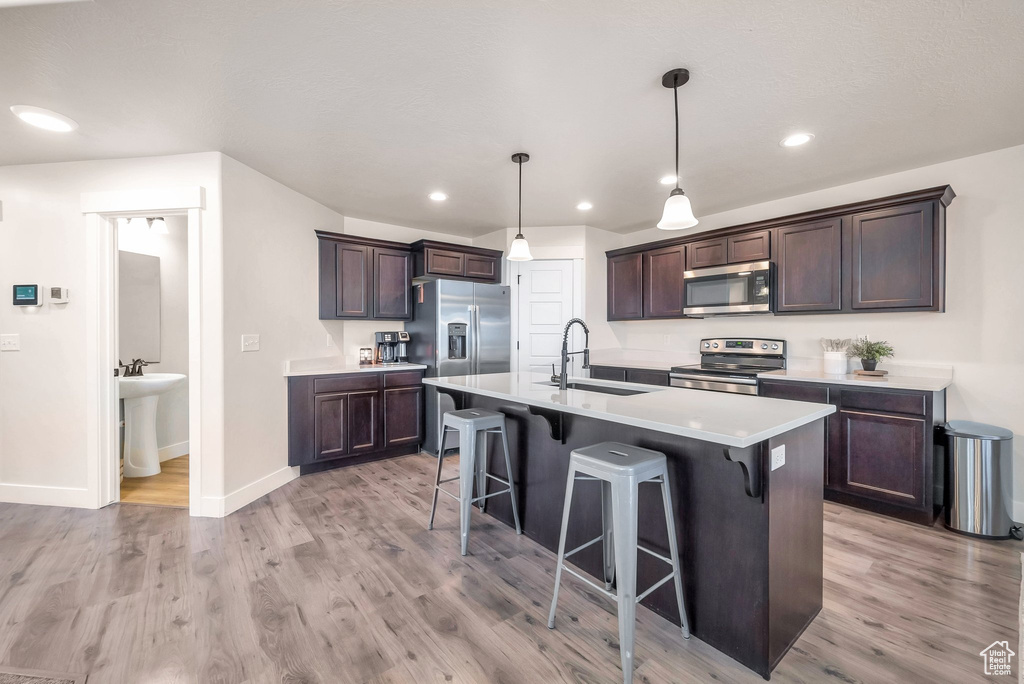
[682,261,772,316]
[669,372,759,395]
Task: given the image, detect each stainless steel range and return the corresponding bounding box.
[670,338,786,395]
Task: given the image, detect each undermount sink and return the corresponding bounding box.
[119,373,186,478]
[119,373,187,400]
[535,380,651,397]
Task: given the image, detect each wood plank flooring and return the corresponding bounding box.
[119,454,189,508]
[0,451,1018,683]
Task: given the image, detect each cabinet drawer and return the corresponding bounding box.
[425,248,466,276]
[590,366,627,382]
[384,370,423,388]
[313,374,379,394]
[760,380,829,403]
[841,389,926,416]
[625,369,669,386]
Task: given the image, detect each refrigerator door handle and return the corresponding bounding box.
[472,304,481,374]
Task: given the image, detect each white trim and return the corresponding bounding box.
[81,187,205,214]
[0,484,93,509]
[200,466,298,518]
[158,441,190,462]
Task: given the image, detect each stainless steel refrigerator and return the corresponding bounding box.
[406,279,511,455]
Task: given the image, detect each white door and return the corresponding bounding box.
[516,260,577,376]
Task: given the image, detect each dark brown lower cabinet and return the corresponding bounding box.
[589,366,627,381]
[289,370,423,473]
[758,378,942,524]
[589,366,670,386]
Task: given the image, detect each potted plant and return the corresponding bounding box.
[847,337,894,372]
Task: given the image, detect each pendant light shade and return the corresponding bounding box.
[507,152,534,262]
[657,68,698,231]
[657,189,698,230]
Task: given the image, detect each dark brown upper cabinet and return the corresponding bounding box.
[776,219,842,313]
[686,237,728,269]
[410,240,502,283]
[727,229,771,263]
[643,245,685,318]
[849,201,939,311]
[607,252,644,320]
[317,231,412,321]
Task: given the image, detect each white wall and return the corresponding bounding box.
[0,152,224,508]
[118,214,190,455]
[611,144,1024,515]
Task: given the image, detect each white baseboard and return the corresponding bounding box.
[158,441,190,462]
[196,465,298,518]
[0,482,95,509]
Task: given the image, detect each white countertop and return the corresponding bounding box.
[424,372,834,448]
[757,368,952,392]
[285,357,427,377]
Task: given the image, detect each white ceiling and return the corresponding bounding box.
[2,1,1023,236]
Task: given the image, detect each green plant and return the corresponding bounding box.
[847,337,894,362]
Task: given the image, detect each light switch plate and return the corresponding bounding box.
[241,334,260,352]
[1,334,20,351]
[770,445,786,471]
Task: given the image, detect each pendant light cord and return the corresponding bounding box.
[673,73,680,191]
[518,158,523,234]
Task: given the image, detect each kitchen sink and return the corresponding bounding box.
[536,381,650,396]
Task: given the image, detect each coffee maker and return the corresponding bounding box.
[374,331,410,365]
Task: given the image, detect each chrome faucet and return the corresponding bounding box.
[558,318,590,390]
[119,358,149,377]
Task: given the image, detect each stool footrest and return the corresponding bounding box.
[472,487,513,503]
[638,545,673,566]
[636,572,675,603]
[563,535,604,560]
[434,487,461,502]
[561,564,616,601]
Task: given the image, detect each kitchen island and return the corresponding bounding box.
[424,372,835,679]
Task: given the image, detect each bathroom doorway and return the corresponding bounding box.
[116,215,190,508]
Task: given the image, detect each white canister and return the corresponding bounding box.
[823,352,848,375]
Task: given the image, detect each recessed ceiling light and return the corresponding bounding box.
[659,175,678,185]
[780,132,814,147]
[576,201,593,211]
[10,105,78,132]
[428,191,448,201]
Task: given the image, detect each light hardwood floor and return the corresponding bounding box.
[0,452,1018,683]
[119,454,189,508]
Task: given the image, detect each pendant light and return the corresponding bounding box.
[657,68,699,231]
[507,152,534,261]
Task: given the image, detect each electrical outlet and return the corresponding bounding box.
[241,334,260,352]
[0,334,20,351]
[770,445,786,471]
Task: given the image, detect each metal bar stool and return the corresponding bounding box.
[428,408,522,555]
[547,442,689,684]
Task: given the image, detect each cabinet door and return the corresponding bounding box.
[759,380,835,486]
[325,242,371,319]
[313,393,348,461]
[465,254,500,283]
[372,248,412,319]
[425,248,466,277]
[839,409,926,507]
[776,219,842,312]
[686,237,728,269]
[384,385,423,447]
[590,366,627,382]
[643,246,685,318]
[850,201,936,310]
[346,390,381,455]
[728,230,770,263]
[607,253,643,320]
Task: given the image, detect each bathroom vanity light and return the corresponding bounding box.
[507,152,534,262]
[148,217,168,234]
[656,69,699,231]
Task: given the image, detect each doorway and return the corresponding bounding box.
[513,259,582,375]
[116,215,190,507]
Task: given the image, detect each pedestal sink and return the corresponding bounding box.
[120,373,186,478]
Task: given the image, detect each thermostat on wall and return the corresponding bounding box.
[13,284,41,307]
[50,287,69,304]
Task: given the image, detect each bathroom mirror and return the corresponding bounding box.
[119,251,161,362]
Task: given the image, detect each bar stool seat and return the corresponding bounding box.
[547,442,689,684]
[428,408,521,555]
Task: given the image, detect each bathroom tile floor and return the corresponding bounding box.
[119,454,189,507]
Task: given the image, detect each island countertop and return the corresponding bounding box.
[424,371,834,448]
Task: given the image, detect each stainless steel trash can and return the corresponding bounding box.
[945,421,1018,539]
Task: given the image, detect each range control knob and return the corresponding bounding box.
[771,343,779,350]
[761,343,768,350]
[703,342,711,349]
[712,342,719,349]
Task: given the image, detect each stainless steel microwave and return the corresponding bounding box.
[682,260,772,316]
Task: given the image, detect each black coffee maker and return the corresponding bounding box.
[374,331,410,365]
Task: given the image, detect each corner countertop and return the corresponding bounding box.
[424,371,834,449]
[757,368,952,392]
[284,357,427,377]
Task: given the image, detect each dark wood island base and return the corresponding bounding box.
[441,389,825,679]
